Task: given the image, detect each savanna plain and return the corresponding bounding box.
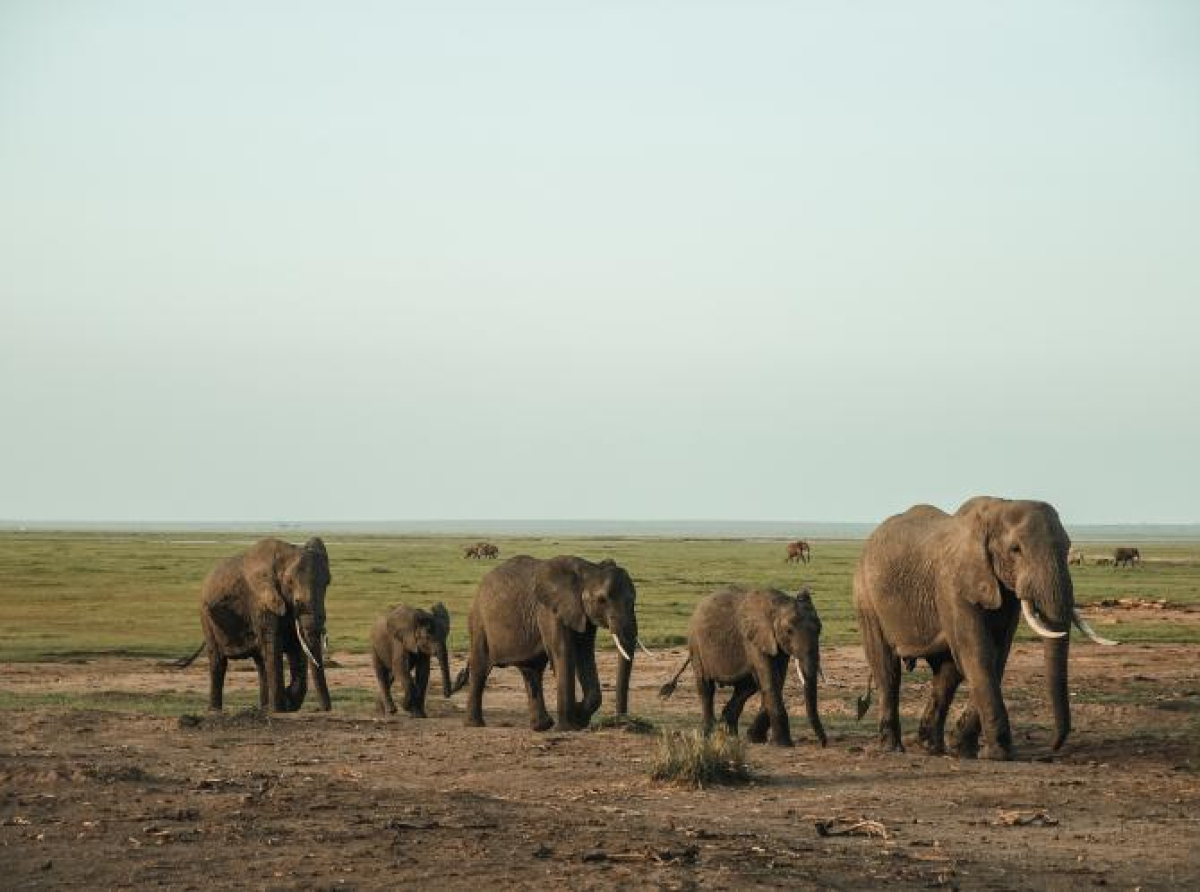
[1,533,1198,889]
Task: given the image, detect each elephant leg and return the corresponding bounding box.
[257,620,288,713]
[409,655,429,718]
[859,610,904,752]
[553,634,584,731]
[393,653,415,713]
[720,676,758,736]
[918,655,962,755]
[519,662,554,732]
[756,659,793,747]
[695,671,717,735]
[465,632,490,728]
[208,650,228,712]
[251,653,267,709]
[951,602,1019,758]
[284,646,306,712]
[746,702,771,744]
[949,616,1012,761]
[574,632,602,726]
[372,653,396,715]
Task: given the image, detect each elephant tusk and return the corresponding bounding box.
[1021,600,1067,639]
[295,618,323,669]
[610,632,632,662]
[1071,608,1119,646]
[794,659,807,689]
[636,638,654,657]
[321,631,330,654]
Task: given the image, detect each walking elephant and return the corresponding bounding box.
[370,602,452,717]
[660,586,827,748]
[1113,547,1141,568]
[786,541,811,564]
[455,555,644,731]
[174,537,333,713]
[854,498,1116,760]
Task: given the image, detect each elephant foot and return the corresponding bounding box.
[407,708,427,719]
[875,736,905,754]
[980,743,1013,761]
[745,725,768,744]
[464,715,486,728]
[770,736,795,748]
[386,703,398,715]
[921,739,947,756]
[814,733,829,749]
[949,737,978,759]
[557,717,588,732]
[530,715,554,732]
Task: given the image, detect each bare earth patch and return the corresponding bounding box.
[2,645,1199,889]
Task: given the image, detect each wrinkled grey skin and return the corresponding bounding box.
[175,538,332,713]
[667,586,826,748]
[1113,547,1141,568]
[370,603,452,717]
[854,497,1076,760]
[457,555,638,731]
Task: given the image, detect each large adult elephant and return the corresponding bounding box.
[175,537,333,713]
[854,497,1116,760]
[458,555,642,731]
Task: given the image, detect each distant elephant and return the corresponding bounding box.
[854,498,1116,761]
[1068,548,1085,566]
[786,540,811,564]
[456,555,643,731]
[174,538,333,713]
[1113,547,1141,568]
[370,602,452,717]
[479,543,499,559]
[660,586,826,748]
[463,544,481,559]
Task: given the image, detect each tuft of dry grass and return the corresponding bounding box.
[649,729,753,789]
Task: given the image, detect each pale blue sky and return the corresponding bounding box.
[2,2,1198,523]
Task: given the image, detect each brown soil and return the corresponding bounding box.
[2,644,1199,890]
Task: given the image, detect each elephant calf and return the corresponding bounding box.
[370,603,452,717]
[661,586,827,748]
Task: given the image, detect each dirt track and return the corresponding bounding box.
[2,644,1199,890]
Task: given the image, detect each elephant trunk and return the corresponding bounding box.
[437,641,452,699]
[611,618,637,716]
[1045,633,1071,750]
[801,653,827,747]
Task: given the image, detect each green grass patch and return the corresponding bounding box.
[591,713,657,734]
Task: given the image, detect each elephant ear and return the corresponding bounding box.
[429,602,451,639]
[740,600,779,657]
[245,541,288,616]
[534,559,588,634]
[952,517,1002,610]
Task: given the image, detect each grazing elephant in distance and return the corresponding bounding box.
[1113,547,1141,568]
[455,555,643,731]
[854,498,1116,760]
[370,602,451,717]
[478,543,499,559]
[660,586,827,748]
[1068,548,1085,566]
[174,538,333,713]
[786,540,811,564]
[463,544,481,559]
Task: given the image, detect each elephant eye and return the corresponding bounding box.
[1010,544,1022,554]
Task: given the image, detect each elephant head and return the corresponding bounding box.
[534,557,641,715]
[279,537,332,674]
[955,498,1115,750]
[413,603,452,698]
[744,587,827,746]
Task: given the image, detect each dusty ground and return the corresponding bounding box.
[2,644,1199,890]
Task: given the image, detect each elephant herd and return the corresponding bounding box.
[176,496,1121,761]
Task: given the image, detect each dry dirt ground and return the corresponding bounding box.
[2,643,1199,890]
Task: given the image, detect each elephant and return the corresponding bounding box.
[853,497,1117,760]
[479,543,499,559]
[786,540,811,564]
[660,585,827,748]
[174,537,333,713]
[1067,548,1085,566]
[463,544,480,559]
[1113,547,1141,568]
[454,555,644,731]
[369,602,451,717]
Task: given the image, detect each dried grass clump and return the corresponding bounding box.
[650,729,753,789]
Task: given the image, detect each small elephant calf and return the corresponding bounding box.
[661,585,826,748]
[370,603,452,717]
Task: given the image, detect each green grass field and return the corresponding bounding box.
[1,532,1198,663]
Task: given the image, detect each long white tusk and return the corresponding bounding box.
[296,618,323,669]
[321,631,330,654]
[610,632,632,662]
[1021,600,1067,639]
[1072,608,1119,646]
[637,638,654,657]
[794,659,807,689]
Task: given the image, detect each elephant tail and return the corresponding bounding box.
[164,643,205,670]
[855,673,873,721]
[450,664,470,696]
[658,655,692,699]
